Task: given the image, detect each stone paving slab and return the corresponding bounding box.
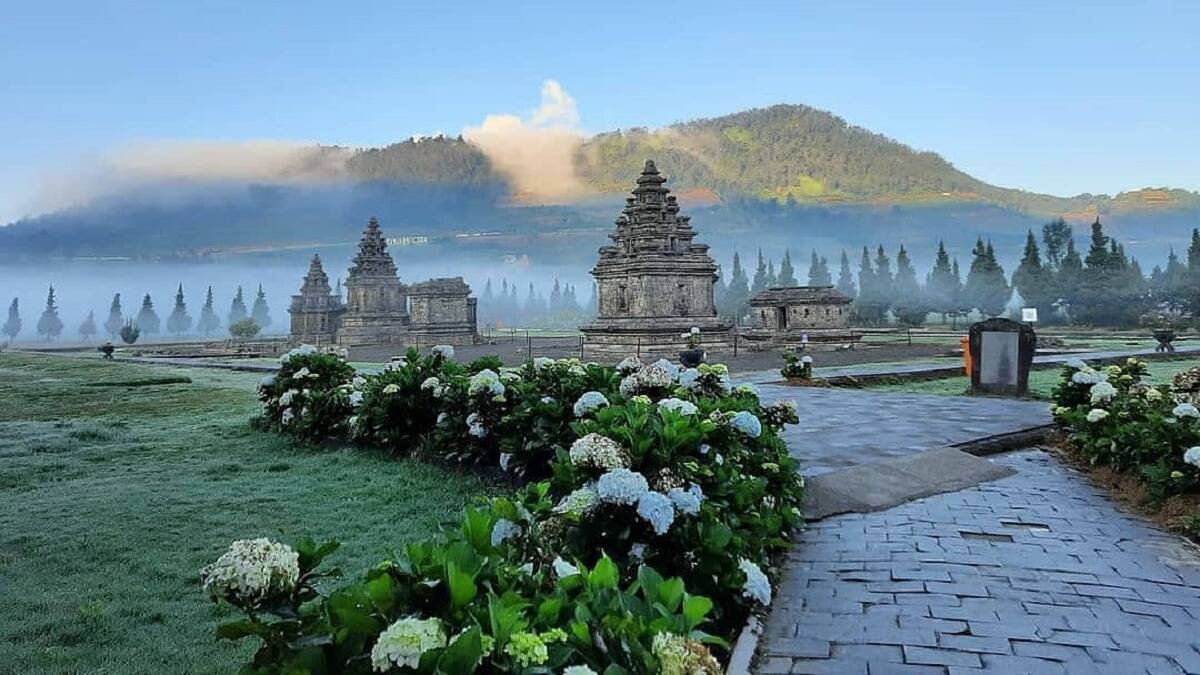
[758,450,1200,674]
[754,385,1051,476]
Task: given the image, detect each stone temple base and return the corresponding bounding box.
[405,326,480,347]
[740,328,863,351]
[581,317,735,360]
[335,315,411,347]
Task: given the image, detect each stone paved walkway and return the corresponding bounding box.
[758,450,1200,674]
[754,385,1050,476]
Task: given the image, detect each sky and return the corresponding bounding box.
[1,0,1198,223]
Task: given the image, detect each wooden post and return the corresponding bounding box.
[579,334,584,360]
[733,332,739,358]
[637,337,641,357]
[527,330,532,357]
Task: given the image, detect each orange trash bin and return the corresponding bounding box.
[960,335,972,376]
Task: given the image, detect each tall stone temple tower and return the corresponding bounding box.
[289,254,344,343]
[581,160,733,356]
[335,217,411,345]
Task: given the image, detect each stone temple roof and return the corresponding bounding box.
[409,277,471,296]
[750,286,852,306]
[348,217,399,279]
[298,254,333,296]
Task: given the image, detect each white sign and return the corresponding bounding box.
[1021,307,1038,323]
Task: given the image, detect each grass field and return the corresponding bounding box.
[0,353,487,674]
[869,357,1200,399]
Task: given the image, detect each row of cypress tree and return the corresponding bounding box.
[2,284,273,342]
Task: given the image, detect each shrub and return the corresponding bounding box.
[230,318,262,338]
[119,319,140,345]
[220,347,806,673]
[1052,357,1200,499]
[780,351,813,380]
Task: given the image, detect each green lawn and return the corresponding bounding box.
[0,353,487,674]
[869,358,1200,399]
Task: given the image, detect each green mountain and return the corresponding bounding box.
[342,104,1198,217]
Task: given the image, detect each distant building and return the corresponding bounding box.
[580,160,734,356]
[744,285,861,349]
[288,217,479,347]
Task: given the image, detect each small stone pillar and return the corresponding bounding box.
[968,317,1035,396]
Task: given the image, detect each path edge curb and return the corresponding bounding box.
[726,615,761,675]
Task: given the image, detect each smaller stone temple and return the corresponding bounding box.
[407,277,478,345]
[743,285,862,349]
[288,254,344,343]
[288,217,479,347]
[580,160,734,356]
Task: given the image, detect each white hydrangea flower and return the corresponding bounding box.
[553,484,601,516]
[630,543,647,560]
[1184,447,1200,468]
[730,411,763,438]
[293,367,311,379]
[636,491,676,535]
[540,396,555,405]
[667,483,704,516]
[352,376,367,389]
[532,356,554,371]
[735,383,760,396]
[800,355,814,365]
[279,343,317,364]
[200,538,300,604]
[619,375,638,398]
[1086,409,1109,423]
[563,666,598,675]
[280,408,294,425]
[468,422,488,438]
[491,518,522,547]
[597,468,650,505]
[431,345,455,358]
[658,397,699,416]
[469,369,505,396]
[651,359,680,380]
[382,383,400,394]
[552,556,580,578]
[616,356,642,374]
[569,433,628,470]
[349,391,364,407]
[370,617,446,672]
[279,389,298,406]
[1089,382,1116,403]
[1174,403,1200,419]
[436,412,448,426]
[499,453,512,471]
[573,391,610,417]
[420,376,440,391]
[738,558,772,606]
[1146,388,1163,401]
[1065,358,1087,370]
[1071,368,1108,385]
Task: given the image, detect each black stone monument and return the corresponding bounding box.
[968,317,1035,396]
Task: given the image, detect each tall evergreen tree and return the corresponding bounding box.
[1012,230,1052,319]
[1056,238,1085,316]
[3,298,21,341]
[136,293,161,335]
[777,249,798,286]
[228,286,248,326]
[724,251,751,323]
[872,245,894,309]
[893,245,920,299]
[808,251,832,286]
[836,250,857,298]
[37,286,64,341]
[198,286,221,336]
[854,246,887,323]
[766,260,777,288]
[963,238,1009,316]
[925,241,960,316]
[104,293,123,339]
[167,284,193,336]
[751,248,770,293]
[251,285,272,330]
[1186,228,1200,318]
[1160,248,1188,312]
[79,311,98,341]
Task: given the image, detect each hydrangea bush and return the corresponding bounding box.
[217,346,805,672]
[256,345,358,440]
[780,351,814,380]
[1052,357,1200,499]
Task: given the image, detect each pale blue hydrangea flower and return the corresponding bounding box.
[678,368,700,389]
[667,483,704,516]
[1089,382,1116,403]
[258,375,276,390]
[532,356,554,371]
[1065,358,1087,370]
[616,356,642,374]
[1174,403,1200,419]
[730,411,763,438]
[651,359,680,380]
[636,491,676,535]
[1184,447,1200,467]
[573,391,610,417]
[468,369,504,396]
[552,556,580,578]
[738,558,772,606]
[279,343,317,364]
[658,397,699,416]
[349,391,364,407]
[491,518,521,547]
[540,396,556,405]
[597,468,649,505]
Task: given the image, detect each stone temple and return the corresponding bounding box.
[743,285,862,349]
[581,161,734,356]
[288,217,479,347]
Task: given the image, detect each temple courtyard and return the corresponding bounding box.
[0,349,1198,673]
